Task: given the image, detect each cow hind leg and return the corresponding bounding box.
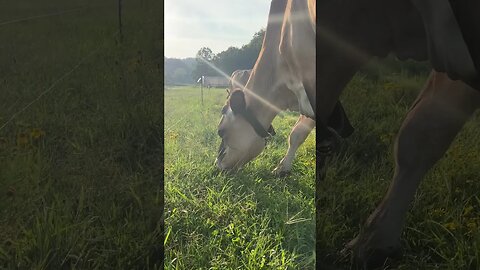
[346,71,480,268]
[273,115,315,176]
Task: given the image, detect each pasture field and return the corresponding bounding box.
[164,86,316,269]
[165,62,480,269]
[0,0,162,268]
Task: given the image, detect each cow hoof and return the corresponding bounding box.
[317,128,341,156]
[343,236,402,269]
[272,166,290,176]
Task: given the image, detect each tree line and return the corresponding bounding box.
[164,29,265,85]
[165,27,430,86]
[193,29,265,80]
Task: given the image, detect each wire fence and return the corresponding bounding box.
[0,2,117,27]
[0,2,163,268]
[0,1,126,132]
[0,30,120,131]
[0,6,88,27]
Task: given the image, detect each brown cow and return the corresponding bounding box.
[316,0,480,267]
[218,0,480,268]
[215,0,317,171]
[216,0,352,172]
[225,69,316,175]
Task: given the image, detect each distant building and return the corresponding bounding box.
[197,76,229,88]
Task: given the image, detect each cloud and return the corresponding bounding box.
[165,0,270,58]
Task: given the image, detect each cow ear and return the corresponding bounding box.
[229,90,246,114]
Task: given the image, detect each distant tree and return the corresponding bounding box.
[164,57,195,85]
[172,67,188,84]
[213,46,242,76]
[249,29,265,49]
[212,29,265,76]
[197,47,215,62]
[241,29,265,68]
[192,29,266,79]
[193,47,217,79]
[183,57,197,70]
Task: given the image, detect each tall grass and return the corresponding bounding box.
[0,0,163,268]
[165,65,480,269]
[164,87,316,269]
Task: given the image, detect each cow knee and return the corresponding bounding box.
[289,117,313,146]
[289,127,303,147]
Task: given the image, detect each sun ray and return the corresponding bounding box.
[197,56,284,114]
[197,57,315,131]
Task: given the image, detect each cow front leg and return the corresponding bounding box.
[273,115,315,176]
[347,71,480,268]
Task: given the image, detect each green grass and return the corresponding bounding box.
[0,1,163,269]
[319,72,480,269]
[164,86,316,269]
[165,66,480,269]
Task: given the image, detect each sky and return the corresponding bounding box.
[165,0,271,59]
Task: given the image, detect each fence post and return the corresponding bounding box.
[118,0,123,42]
[201,75,204,106]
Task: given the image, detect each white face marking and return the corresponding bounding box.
[216,106,266,170]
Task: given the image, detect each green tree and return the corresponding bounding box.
[172,67,188,84]
[193,47,217,79]
[214,46,242,76]
[212,29,265,76]
[192,30,266,79]
[240,29,265,68]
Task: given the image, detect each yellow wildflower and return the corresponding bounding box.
[384,82,399,91]
[444,222,457,231]
[30,128,45,139]
[463,206,474,216]
[380,133,393,144]
[432,208,445,217]
[16,132,29,146]
[168,131,178,140]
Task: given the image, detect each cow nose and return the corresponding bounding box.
[218,128,225,138]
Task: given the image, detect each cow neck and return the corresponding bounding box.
[244,92,277,134]
[243,61,280,132]
[240,0,286,134]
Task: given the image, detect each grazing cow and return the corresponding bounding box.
[315,0,480,267]
[227,69,251,93]
[226,69,316,175]
[217,0,480,268]
[221,0,480,266]
[216,0,352,171]
[215,0,316,171]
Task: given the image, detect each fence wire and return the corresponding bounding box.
[0,7,88,27]
[0,29,120,132]
[0,3,116,27]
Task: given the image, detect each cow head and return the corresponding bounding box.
[215,89,275,171]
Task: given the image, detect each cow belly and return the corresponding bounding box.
[412,0,480,90]
[279,24,315,116]
[285,79,315,118]
[451,0,480,90]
